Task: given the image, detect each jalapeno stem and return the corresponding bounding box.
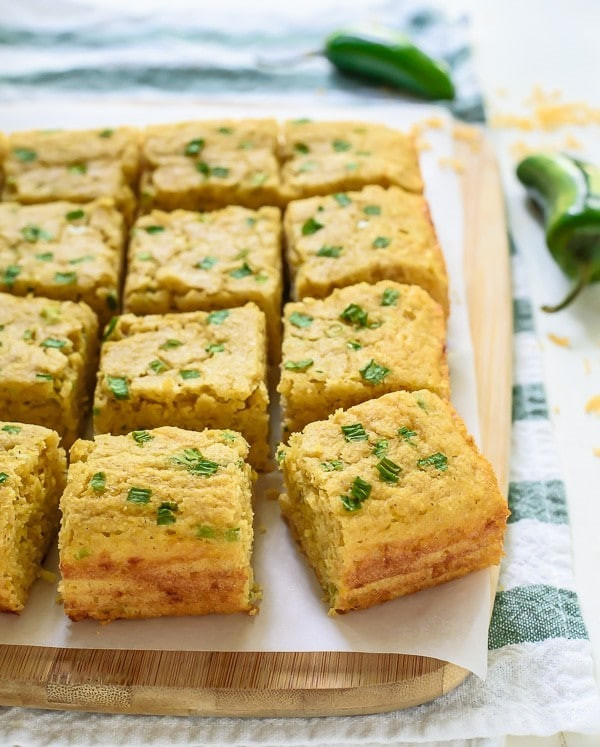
[541,265,593,313]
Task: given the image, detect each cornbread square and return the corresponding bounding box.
[0,422,66,613]
[284,185,449,313]
[280,120,423,202]
[140,119,282,211]
[279,281,448,435]
[2,127,139,222]
[94,304,269,469]
[279,390,508,613]
[58,426,256,621]
[0,199,125,325]
[123,206,282,359]
[0,293,99,448]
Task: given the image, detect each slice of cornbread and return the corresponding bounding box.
[279,281,448,435]
[58,426,257,621]
[0,422,66,613]
[0,293,99,448]
[94,304,269,470]
[0,199,125,325]
[284,185,449,313]
[279,390,508,613]
[123,206,282,359]
[140,119,282,211]
[2,127,139,222]
[280,120,423,202]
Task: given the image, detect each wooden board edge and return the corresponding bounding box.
[0,130,511,718]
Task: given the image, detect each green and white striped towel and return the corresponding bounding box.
[0,2,599,744]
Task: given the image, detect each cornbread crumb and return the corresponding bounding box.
[0,422,66,613]
[58,426,256,621]
[585,395,600,416]
[453,124,482,151]
[593,447,600,458]
[279,281,448,434]
[416,138,432,152]
[584,358,591,375]
[38,569,56,584]
[437,156,465,174]
[94,304,269,469]
[548,333,571,348]
[279,390,508,613]
[0,293,98,447]
[492,86,600,131]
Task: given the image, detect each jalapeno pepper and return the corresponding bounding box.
[324,29,455,101]
[516,152,600,312]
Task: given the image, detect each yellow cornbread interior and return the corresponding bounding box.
[93,304,269,470]
[0,422,66,613]
[58,426,256,621]
[0,293,98,448]
[0,199,125,325]
[280,119,423,201]
[123,206,282,359]
[140,119,282,211]
[284,184,448,313]
[279,390,508,613]
[278,280,449,435]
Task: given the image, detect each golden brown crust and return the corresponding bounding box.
[279,390,509,613]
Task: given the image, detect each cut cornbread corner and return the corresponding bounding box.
[0,422,66,613]
[58,426,256,621]
[0,199,125,325]
[94,304,270,470]
[2,127,139,222]
[123,205,282,359]
[279,281,448,435]
[284,184,448,313]
[278,389,508,613]
[140,119,282,211]
[280,119,423,202]
[0,293,99,448]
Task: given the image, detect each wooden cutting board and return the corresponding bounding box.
[0,133,511,718]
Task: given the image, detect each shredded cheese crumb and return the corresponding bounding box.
[585,395,600,416]
[548,333,571,348]
[453,124,482,152]
[492,85,600,132]
[437,156,465,174]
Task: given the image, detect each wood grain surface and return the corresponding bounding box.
[0,132,512,718]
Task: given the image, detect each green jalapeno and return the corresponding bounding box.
[517,152,600,312]
[324,28,455,101]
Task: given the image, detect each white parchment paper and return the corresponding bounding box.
[0,101,492,678]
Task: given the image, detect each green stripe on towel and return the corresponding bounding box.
[512,383,549,421]
[513,298,535,333]
[489,585,588,649]
[508,480,568,524]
